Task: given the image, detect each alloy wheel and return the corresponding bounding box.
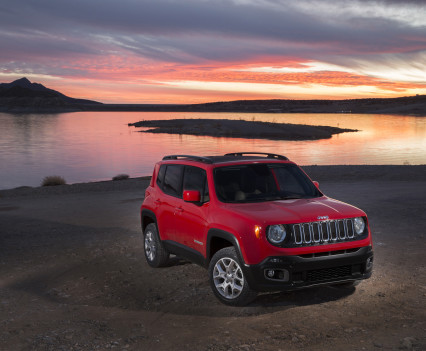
[212,257,244,299]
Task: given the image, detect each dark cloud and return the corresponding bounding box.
[0,0,425,76]
[0,31,97,61]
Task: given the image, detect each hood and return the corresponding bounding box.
[225,196,365,225]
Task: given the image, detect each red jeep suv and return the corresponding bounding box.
[141,153,373,306]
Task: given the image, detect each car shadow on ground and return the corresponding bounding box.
[7,257,356,318]
[252,284,356,307]
[2,216,356,318]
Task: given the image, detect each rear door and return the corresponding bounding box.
[154,164,184,242]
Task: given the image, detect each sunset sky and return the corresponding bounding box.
[1,0,425,104]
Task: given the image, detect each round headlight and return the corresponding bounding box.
[354,217,365,235]
[267,225,286,244]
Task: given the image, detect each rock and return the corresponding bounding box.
[400,337,415,349]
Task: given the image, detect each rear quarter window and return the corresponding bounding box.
[160,164,184,198]
[156,164,166,187]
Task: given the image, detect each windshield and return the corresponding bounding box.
[214,163,322,203]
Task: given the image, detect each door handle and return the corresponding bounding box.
[175,207,184,213]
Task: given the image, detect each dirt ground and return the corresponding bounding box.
[0,168,425,350]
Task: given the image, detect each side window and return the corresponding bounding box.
[183,166,209,203]
[156,164,166,188]
[163,165,184,198]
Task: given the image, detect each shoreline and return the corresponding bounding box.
[1,165,424,198]
[2,95,426,116]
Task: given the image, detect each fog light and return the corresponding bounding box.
[264,269,290,282]
[267,269,275,278]
[366,257,373,270]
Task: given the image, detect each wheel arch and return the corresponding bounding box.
[206,228,245,266]
[141,209,157,233]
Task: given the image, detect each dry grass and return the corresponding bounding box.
[41,175,66,186]
[112,174,129,181]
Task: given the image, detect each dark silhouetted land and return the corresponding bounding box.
[1,77,425,115]
[129,118,357,140]
[0,77,101,112]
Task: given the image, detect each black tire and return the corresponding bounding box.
[143,223,169,268]
[208,247,257,306]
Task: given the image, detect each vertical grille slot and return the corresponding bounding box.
[312,223,321,243]
[329,221,338,241]
[346,219,355,238]
[294,224,303,244]
[338,220,346,240]
[302,224,311,243]
[320,222,329,242]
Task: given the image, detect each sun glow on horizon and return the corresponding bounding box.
[2,58,425,104]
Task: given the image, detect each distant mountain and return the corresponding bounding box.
[0,77,102,112]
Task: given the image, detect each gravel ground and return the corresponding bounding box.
[0,166,425,350]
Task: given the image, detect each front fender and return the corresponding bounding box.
[206,228,245,265]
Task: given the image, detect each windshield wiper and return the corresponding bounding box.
[278,195,305,200]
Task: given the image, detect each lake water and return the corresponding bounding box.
[0,111,425,189]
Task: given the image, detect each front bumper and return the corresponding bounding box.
[243,246,373,292]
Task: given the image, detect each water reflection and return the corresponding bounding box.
[0,112,424,189]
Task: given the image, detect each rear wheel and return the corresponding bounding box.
[144,223,169,267]
[208,247,257,306]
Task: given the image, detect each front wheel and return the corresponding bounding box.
[208,247,257,306]
[144,223,169,268]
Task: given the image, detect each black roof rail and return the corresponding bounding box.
[162,155,213,164]
[224,152,288,160]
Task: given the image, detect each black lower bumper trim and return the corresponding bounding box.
[243,246,373,292]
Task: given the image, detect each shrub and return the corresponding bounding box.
[112,173,130,181]
[41,175,66,186]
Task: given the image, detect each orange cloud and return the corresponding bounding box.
[16,56,425,104]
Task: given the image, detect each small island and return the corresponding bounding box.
[129,118,357,140]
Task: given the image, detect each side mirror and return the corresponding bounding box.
[313,181,320,189]
[183,190,201,203]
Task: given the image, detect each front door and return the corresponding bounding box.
[174,166,209,255]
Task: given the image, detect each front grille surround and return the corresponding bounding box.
[275,217,368,248]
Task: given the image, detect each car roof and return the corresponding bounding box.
[162,152,289,165]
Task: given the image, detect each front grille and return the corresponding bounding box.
[290,218,365,247]
[306,265,352,282]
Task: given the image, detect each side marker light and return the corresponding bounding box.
[254,225,261,239]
